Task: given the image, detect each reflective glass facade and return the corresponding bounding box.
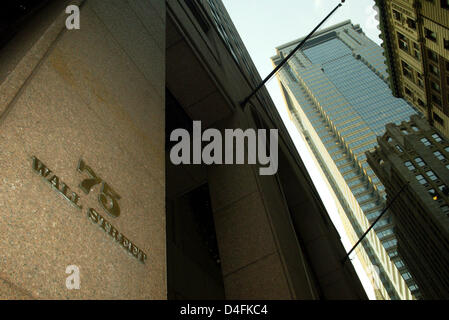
[273,21,420,299]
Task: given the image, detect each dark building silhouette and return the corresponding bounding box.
[367,115,449,299]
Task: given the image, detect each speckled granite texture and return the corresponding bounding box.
[0,0,166,299]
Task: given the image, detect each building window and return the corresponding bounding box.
[412,125,420,132]
[405,161,416,170]
[429,188,438,199]
[434,113,444,125]
[417,72,424,87]
[434,150,446,160]
[393,10,401,21]
[441,205,449,214]
[397,32,409,52]
[384,239,398,249]
[429,64,440,76]
[357,194,372,202]
[375,219,389,228]
[432,94,442,107]
[409,284,419,292]
[395,260,405,268]
[402,61,413,79]
[406,18,416,29]
[361,202,377,211]
[426,170,438,181]
[344,171,357,180]
[396,145,404,152]
[425,28,437,42]
[340,165,354,174]
[432,133,443,142]
[404,86,413,97]
[428,49,438,62]
[378,228,393,239]
[411,43,420,61]
[416,174,427,184]
[439,184,449,195]
[389,250,398,258]
[442,0,449,9]
[402,272,412,281]
[431,80,441,93]
[444,39,449,50]
[415,157,426,167]
[421,137,432,146]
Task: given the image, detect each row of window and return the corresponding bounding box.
[357,193,374,203]
[404,157,426,170]
[361,201,379,212]
[353,185,369,196]
[352,142,378,155]
[416,170,439,184]
[348,135,377,149]
[336,158,350,167]
[397,32,421,62]
[378,228,394,239]
[348,178,365,188]
[366,210,382,220]
[395,133,445,158]
[374,217,391,229]
[383,239,398,249]
[421,133,443,146]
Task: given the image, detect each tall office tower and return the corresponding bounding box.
[367,115,449,299]
[375,0,449,139]
[272,20,418,299]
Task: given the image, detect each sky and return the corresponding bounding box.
[222,0,383,299]
[222,0,381,110]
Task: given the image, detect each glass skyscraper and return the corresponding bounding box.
[272,20,419,299]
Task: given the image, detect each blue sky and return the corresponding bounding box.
[222,0,383,299]
[222,0,381,101]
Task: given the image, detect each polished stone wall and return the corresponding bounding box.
[0,0,166,299]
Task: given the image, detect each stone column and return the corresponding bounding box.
[0,0,166,299]
[207,109,317,299]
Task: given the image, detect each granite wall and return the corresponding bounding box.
[0,0,166,299]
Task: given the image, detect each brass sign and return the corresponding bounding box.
[31,156,147,264]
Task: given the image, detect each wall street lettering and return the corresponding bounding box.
[31,156,147,264]
[31,156,82,209]
[87,208,147,264]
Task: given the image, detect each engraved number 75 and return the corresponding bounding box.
[77,159,121,218]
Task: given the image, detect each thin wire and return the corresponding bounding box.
[342,181,410,263]
[240,0,346,107]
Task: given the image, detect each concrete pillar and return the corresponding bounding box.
[207,109,317,299]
